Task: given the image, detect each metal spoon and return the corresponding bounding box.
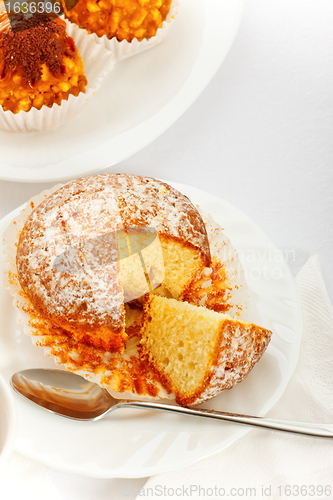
[11,368,333,438]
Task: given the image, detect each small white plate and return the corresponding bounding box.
[0,0,244,182]
[0,182,302,478]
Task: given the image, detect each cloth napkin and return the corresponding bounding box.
[1,255,333,500]
[135,255,333,499]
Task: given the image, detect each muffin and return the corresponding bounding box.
[5,175,272,405]
[16,174,211,354]
[5,181,251,401]
[0,11,87,114]
[64,0,173,42]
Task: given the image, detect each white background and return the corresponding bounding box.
[0,0,332,497]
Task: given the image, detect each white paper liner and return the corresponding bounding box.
[3,185,252,402]
[0,22,115,132]
[66,0,179,60]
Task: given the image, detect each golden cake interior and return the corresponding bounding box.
[157,235,205,300]
[15,175,211,358]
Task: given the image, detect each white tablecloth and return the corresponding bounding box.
[1,0,332,498]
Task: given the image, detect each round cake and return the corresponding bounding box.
[16,174,211,354]
[0,12,87,114]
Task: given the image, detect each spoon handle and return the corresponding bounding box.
[116,401,333,438]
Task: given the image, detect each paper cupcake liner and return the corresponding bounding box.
[0,22,115,133]
[3,185,251,401]
[66,0,179,60]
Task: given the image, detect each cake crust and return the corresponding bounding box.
[0,13,87,114]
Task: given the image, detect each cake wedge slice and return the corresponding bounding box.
[140,295,272,406]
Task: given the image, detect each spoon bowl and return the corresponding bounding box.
[11,368,333,438]
[11,369,114,420]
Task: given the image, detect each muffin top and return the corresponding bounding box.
[65,0,173,42]
[16,174,211,350]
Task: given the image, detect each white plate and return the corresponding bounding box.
[0,0,244,183]
[0,182,302,478]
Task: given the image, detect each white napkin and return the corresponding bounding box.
[1,256,333,500]
[135,255,333,499]
[0,450,146,500]
[0,451,62,500]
